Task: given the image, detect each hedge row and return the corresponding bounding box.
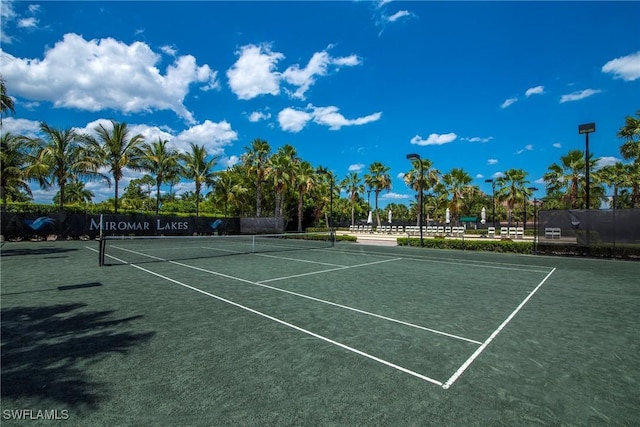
[2,202,221,218]
[396,237,534,254]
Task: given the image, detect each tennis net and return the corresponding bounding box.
[98,232,334,266]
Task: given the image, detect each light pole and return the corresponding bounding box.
[578,123,596,209]
[528,186,539,254]
[485,179,496,228]
[406,153,424,247]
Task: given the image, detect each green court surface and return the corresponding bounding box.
[1,239,639,425]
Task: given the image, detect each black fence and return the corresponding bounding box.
[0,212,286,239]
[536,209,640,258]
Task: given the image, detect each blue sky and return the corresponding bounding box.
[1,0,639,208]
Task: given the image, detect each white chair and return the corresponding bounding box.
[516,227,524,239]
[488,226,495,238]
[509,227,517,238]
[500,228,508,238]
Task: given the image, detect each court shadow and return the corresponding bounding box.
[1,303,154,408]
[0,247,79,257]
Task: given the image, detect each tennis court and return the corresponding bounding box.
[2,237,639,425]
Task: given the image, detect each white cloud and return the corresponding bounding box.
[221,155,240,168]
[248,111,271,122]
[500,97,518,109]
[487,159,498,165]
[172,120,238,154]
[387,10,411,22]
[380,192,408,201]
[312,105,381,130]
[17,17,38,29]
[596,156,620,169]
[0,33,219,123]
[278,107,313,132]
[397,172,405,179]
[560,88,601,103]
[525,85,544,97]
[553,142,562,148]
[475,174,484,179]
[0,117,42,137]
[462,136,493,143]
[492,172,505,178]
[602,51,640,81]
[281,49,361,100]
[160,45,177,57]
[278,105,381,132]
[515,144,534,155]
[226,43,283,100]
[410,132,457,146]
[348,163,365,172]
[77,118,237,156]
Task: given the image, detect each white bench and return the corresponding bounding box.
[544,227,561,239]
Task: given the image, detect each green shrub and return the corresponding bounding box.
[397,237,533,254]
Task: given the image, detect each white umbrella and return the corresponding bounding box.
[388,209,392,223]
[481,207,486,224]
[445,208,450,224]
[367,211,373,224]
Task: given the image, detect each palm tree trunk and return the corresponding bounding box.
[297,193,303,232]
[351,197,355,227]
[156,181,161,216]
[256,180,262,217]
[114,179,119,214]
[375,190,381,227]
[58,181,65,212]
[194,182,201,217]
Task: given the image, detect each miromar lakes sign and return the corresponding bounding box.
[0,213,239,238]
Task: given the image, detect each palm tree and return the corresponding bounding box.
[141,138,179,215]
[268,144,297,218]
[543,150,601,209]
[339,172,364,227]
[496,168,529,225]
[617,111,640,207]
[25,123,105,212]
[441,168,474,223]
[53,180,94,205]
[295,161,316,232]
[315,167,337,228]
[404,158,440,225]
[213,167,249,216]
[0,132,32,208]
[364,162,391,227]
[0,75,15,127]
[180,143,218,217]
[85,120,145,214]
[242,138,271,217]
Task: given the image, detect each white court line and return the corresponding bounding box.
[257,258,403,284]
[110,246,480,344]
[442,267,557,389]
[95,247,445,387]
[324,247,554,274]
[255,252,346,267]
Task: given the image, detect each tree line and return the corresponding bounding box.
[1,76,639,229]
